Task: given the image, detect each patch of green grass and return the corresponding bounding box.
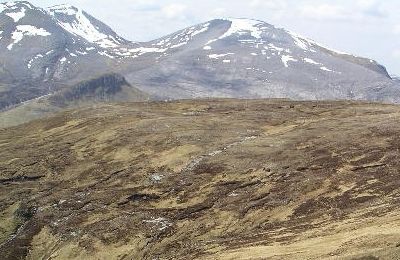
[0,202,22,244]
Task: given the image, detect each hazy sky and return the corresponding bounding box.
[28,0,399,75]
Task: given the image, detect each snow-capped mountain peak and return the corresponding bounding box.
[0,1,34,10]
[46,4,77,15]
[220,18,265,39]
[0,1,35,22]
[205,18,345,55]
[0,2,396,110]
[47,4,127,48]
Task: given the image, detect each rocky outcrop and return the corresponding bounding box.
[0,73,148,128]
[49,73,142,106]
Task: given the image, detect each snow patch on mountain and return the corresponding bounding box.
[5,6,26,22]
[114,47,167,58]
[288,32,352,56]
[153,22,210,51]
[129,47,166,55]
[47,4,76,15]
[98,51,115,59]
[304,58,321,65]
[0,2,18,12]
[267,43,284,53]
[0,3,6,13]
[7,25,51,50]
[206,18,263,46]
[169,42,186,49]
[154,38,170,46]
[76,50,88,55]
[282,28,360,58]
[209,53,234,59]
[320,66,334,72]
[191,23,210,37]
[27,49,58,69]
[221,18,263,39]
[47,4,121,48]
[60,56,67,63]
[281,55,297,67]
[286,30,313,51]
[27,53,43,68]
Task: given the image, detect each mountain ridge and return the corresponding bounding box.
[0,1,398,114]
[125,18,396,101]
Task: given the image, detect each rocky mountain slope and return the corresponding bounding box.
[1,99,400,259]
[127,18,396,101]
[0,1,399,111]
[0,1,143,109]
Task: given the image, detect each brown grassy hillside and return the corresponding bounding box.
[1,99,400,259]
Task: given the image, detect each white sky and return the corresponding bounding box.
[27,0,400,75]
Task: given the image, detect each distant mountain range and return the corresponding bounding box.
[0,1,399,114]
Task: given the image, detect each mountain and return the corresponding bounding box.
[0,1,399,114]
[127,18,397,101]
[46,4,129,49]
[0,1,145,109]
[2,99,400,259]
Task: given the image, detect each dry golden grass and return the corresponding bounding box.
[1,99,400,259]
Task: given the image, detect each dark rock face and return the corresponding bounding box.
[49,73,130,106]
[0,73,148,128]
[392,75,400,82]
